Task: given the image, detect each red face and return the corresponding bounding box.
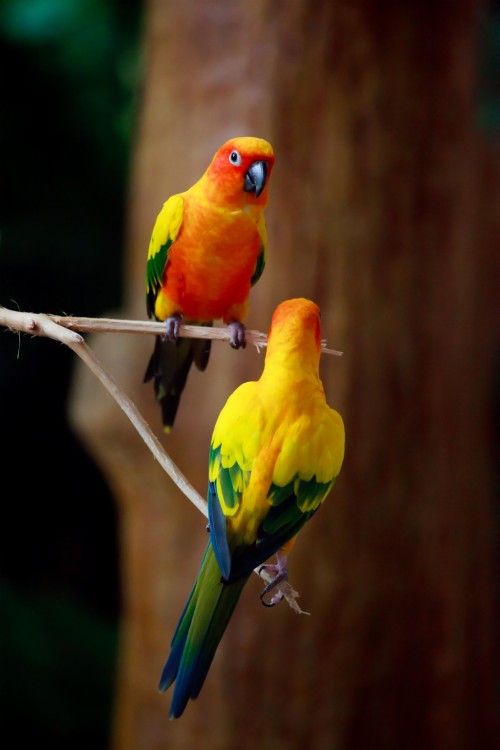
[207,137,275,207]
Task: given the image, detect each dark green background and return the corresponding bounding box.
[0,1,142,747]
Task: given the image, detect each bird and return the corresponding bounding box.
[144,136,275,432]
[159,297,345,718]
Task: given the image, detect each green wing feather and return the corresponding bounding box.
[208,444,249,578]
[146,194,184,319]
[250,214,267,286]
[250,244,265,286]
[228,474,335,579]
[208,444,248,514]
[208,442,337,581]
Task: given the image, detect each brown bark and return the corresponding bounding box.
[69,1,498,748]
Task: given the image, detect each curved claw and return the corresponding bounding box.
[259,568,288,608]
[163,313,183,343]
[228,321,246,350]
[260,590,281,608]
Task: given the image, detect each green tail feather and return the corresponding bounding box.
[144,330,211,431]
[159,543,249,719]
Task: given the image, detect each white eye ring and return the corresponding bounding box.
[228,149,242,166]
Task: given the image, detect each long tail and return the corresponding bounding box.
[144,330,211,431]
[159,543,249,719]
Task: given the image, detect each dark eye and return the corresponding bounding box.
[229,150,242,166]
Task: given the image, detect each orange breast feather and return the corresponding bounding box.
[162,198,263,321]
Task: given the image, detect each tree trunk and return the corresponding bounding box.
[69,1,498,748]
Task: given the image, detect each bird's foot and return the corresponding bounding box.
[163,313,183,343]
[258,560,289,608]
[228,321,246,349]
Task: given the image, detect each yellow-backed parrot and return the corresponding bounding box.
[159,298,345,718]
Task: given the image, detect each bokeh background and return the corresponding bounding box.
[1,1,498,749]
[0,1,141,747]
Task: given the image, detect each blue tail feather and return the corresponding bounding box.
[159,542,248,719]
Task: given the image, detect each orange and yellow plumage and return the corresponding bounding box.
[159,298,345,718]
[145,136,275,431]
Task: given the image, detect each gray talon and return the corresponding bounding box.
[228,321,246,349]
[164,313,183,342]
[259,567,288,607]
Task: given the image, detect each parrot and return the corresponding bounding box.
[159,297,345,719]
[144,136,275,432]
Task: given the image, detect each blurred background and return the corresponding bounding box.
[0,0,141,747]
[0,1,498,749]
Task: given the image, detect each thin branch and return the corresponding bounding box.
[48,313,344,357]
[0,305,321,613]
[69,339,208,518]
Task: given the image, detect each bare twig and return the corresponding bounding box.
[48,313,344,357]
[68,339,208,517]
[0,305,329,613]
